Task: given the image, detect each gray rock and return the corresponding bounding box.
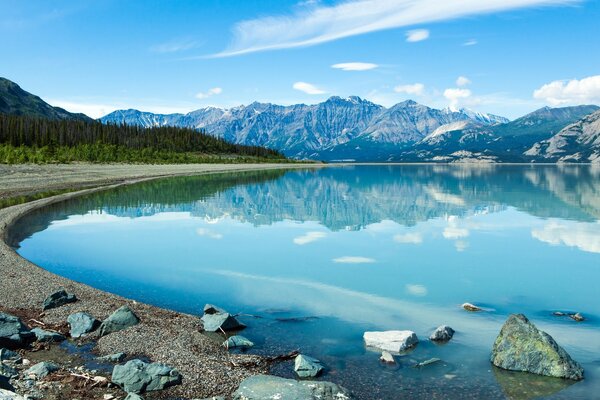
[0,388,25,399]
[233,375,352,400]
[31,328,65,343]
[294,354,324,378]
[223,336,254,349]
[0,376,15,392]
[111,359,181,394]
[430,325,455,342]
[491,314,584,380]
[97,352,127,363]
[0,349,20,363]
[363,330,418,353]
[380,351,395,364]
[67,312,100,338]
[25,362,59,379]
[99,306,140,337]
[0,313,34,349]
[201,306,245,332]
[203,304,226,315]
[0,363,18,378]
[414,358,442,368]
[462,303,482,312]
[42,289,77,310]
[124,394,144,400]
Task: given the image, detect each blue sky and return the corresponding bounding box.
[1,0,599,119]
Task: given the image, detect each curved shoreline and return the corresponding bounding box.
[0,163,319,398]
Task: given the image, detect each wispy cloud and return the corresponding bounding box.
[331,62,378,71]
[293,231,327,245]
[533,75,600,106]
[405,29,429,42]
[462,39,478,46]
[211,0,577,57]
[405,284,428,296]
[393,232,423,244]
[456,76,471,87]
[333,256,376,264]
[196,87,223,99]
[394,83,425,96]
[151,39,199,53]
[293,81,326,95]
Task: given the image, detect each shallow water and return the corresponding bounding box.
[10,165,600,399]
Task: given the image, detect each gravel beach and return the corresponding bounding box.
[0,163,317,399]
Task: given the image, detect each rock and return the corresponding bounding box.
[363,331,418,353]
[491,314,584,380]
[569,313,585,322]
[379,351,395,364]
[414,358,442,368]
[430,325,455,342]
[103,395,115,400]
[42,289,77,310]
[462,303,482,312]
[197,397,225,400]
[203,304,226,315]
[124,394,144,400]
[0,389,26,400]
[232,375,352,400]
[31,328,66,343]
[97,352,127,363]
[223,336,254,349]
[67,312,100,338]
[111,359,181,394]
[294,354,324,378]
[201,305,245,332]
[552,311,566,316]
[0,363,18,378]
[99,306,140,337]
[25,362,59,379]
[0,313,34,349]
[0,376,15,392]
[0,349,20,363]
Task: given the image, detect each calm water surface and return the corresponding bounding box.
[10,166,600,399]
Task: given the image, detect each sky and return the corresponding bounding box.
[1,0,599,119]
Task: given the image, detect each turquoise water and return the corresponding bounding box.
[10,166,600,399]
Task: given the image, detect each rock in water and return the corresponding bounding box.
[462,303,482,312]
[363,331,418,353]
[31,328,66,343]
[97,352,127,363]
[201,304,245,332]
[25,362,59,379]
[294,354,324,378]
[111,359,181,394]
[380,351,395,364]
[42,289,77,310]
[414,358,442,368]
[203,304,226,315]
[223,336,254,349]
[99,306,140,337]
[491,314,584,380]
[570,313,585,322]
[233,375,351,400]
[0,312,34,349]
[67,312,100,338]
[430,325,455,342]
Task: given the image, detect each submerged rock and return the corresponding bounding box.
[294,354,324,378]
[233,375,351,400]
[430,325,455,342]
[491,314,584,380]
[42,289,77,310]
[97,352,127,363]
[363,331,418,353]
[0,313,34,349]
[414,358,442,368]
[67,312,100,338]
[25,362,59,379]
[380,351,395,364]
[201,305,245,332]
[111,359,181,394]
[462,303,482,312]
[31,328,66,343]
[223,336,254,349]
[99,306,140,337]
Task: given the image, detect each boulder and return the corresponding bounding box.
[0,349,20,363]
[203,304,226,315]
[111,359,181,394]
[363,331,418,353]
[0,363,17,378]
[491,314,584,380]
[462,303,482,312]
[0,376,14,392]
[0,313,34,349]
[232,375,352,400]
[223,336,254,349]
[42,289,77,310]
[0,389,25,400]
[67,312,100,338]
[124,394,144,400]
[25,362,59,379]
[201,305,245,332]
[99,306,140,337]
[379,351,395,364]
[31,328,66,343]
[97,352,127,363]
[294,354,324,378]
[430,325,455,342]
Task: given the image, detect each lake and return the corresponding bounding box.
[10,165,600,399]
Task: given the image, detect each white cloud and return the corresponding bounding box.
[444,87,472,109]
[331,62,378,71]
[151,39,198,53]
[533,75,600,106]
[406,29,429,42]
[212,0,577,57]
[196,227,223,239]
[196,87,223,100]
[393,232,423,244]
[405,284,428,296]
[333,256,376,264]
[46,100,118,119]
[456,76,471,87]
[293,231,327,245]
[394,83,425,96]
[462,39,478,46]
[293,81,326,95]
[532,221,600,254]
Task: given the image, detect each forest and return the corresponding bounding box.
[0,113,287,164]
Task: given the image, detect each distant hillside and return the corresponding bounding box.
[0,77,92,122]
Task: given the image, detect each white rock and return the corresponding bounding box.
[363,330,418,353]
[0,389,26,400]
[379,351,395,364]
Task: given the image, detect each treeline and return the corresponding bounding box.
[0,113,286,164]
